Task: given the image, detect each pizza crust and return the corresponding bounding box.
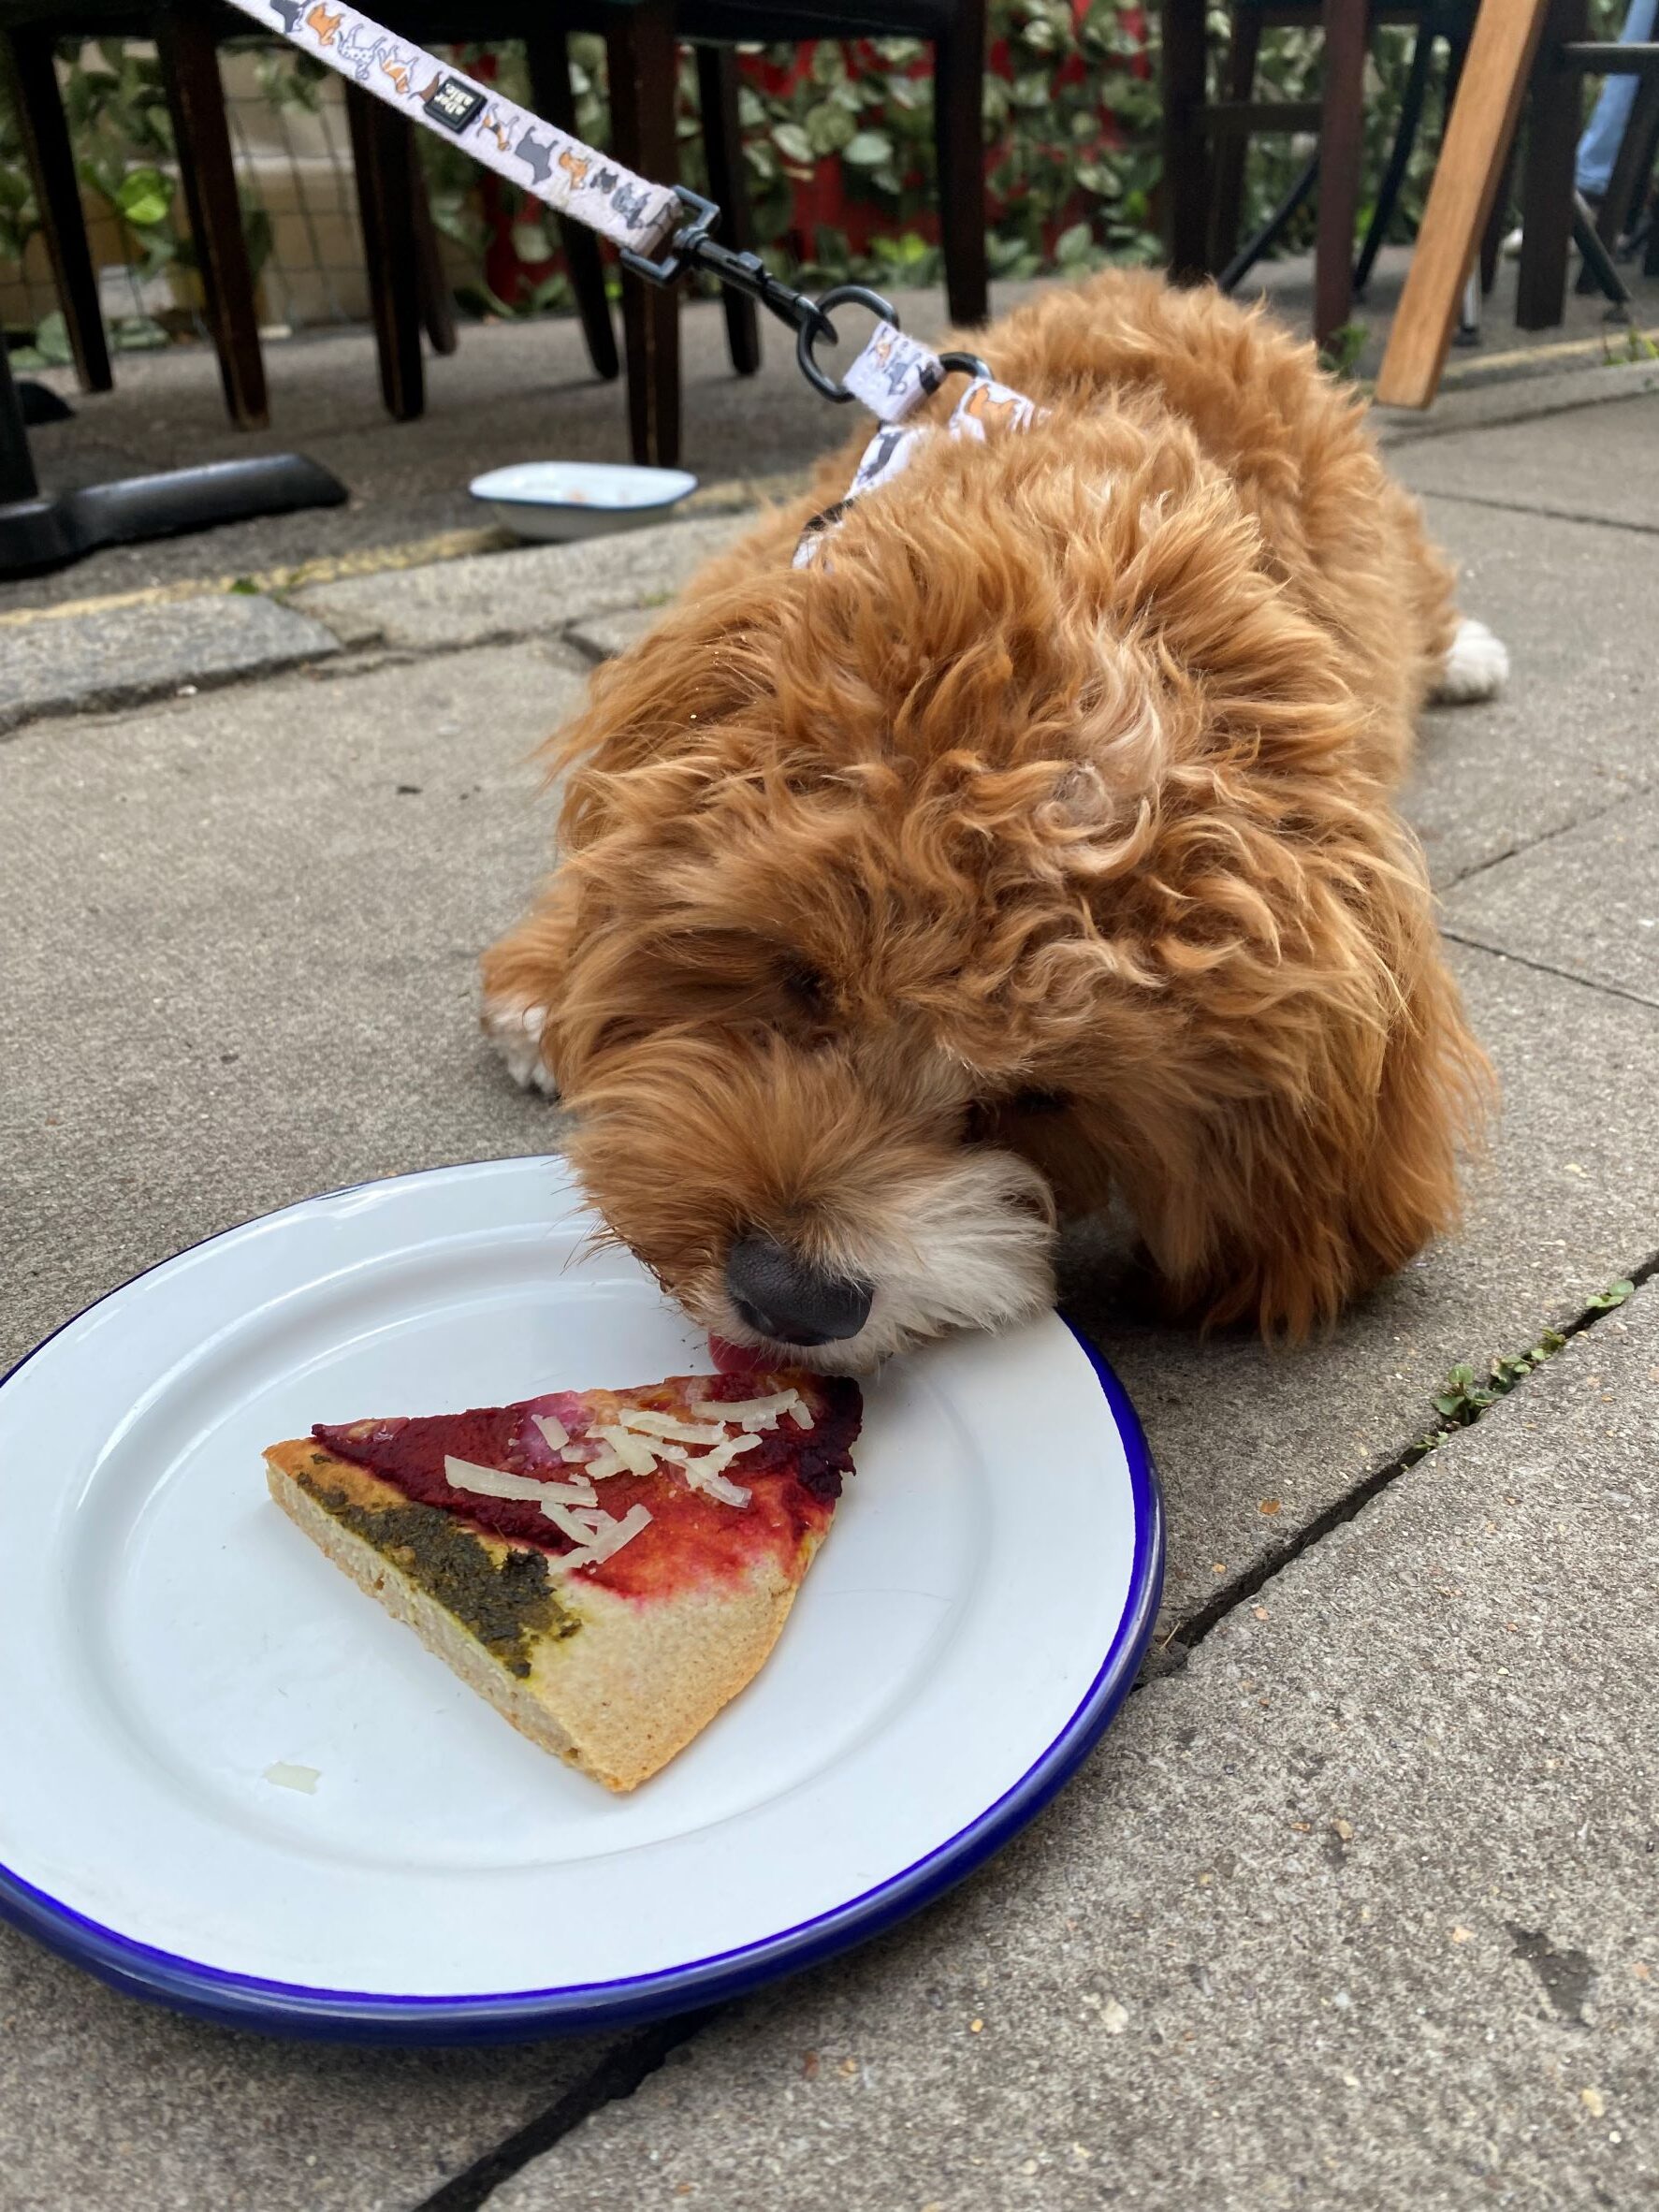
[265,1440,822,1792]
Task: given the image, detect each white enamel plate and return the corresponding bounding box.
[0,1158,1161,2042]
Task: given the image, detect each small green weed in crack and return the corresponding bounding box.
[1601,325,1659,367]
[1424,1280,1635,1441]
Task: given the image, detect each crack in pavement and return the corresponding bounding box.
[1411,486,1659,537]
[1428,770,1658,898]
[1164,1247,1659,1659]
[423,1250,1659,2208]
[412,2008,722,2212]
[1440,929,1659,1014]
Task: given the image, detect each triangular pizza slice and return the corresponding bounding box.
[265,1363,861,1792]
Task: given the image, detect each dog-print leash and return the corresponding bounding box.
[793,325,1046,567]
[222,0,1045,521]
[222,0,686,257]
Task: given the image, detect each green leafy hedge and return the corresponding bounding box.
[2,10,1486,350]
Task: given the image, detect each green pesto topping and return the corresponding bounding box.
[299,1475,581,1675]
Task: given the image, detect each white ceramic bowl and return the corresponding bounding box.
[470,459,699,543]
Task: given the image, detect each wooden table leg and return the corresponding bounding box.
[526,31,620,382]
[1160,0,1211,284]
[413,167,458,357]
[1314,0,1367,348]
[605,0,680,468]
[1516,0,1586,328]
[5,26,112,394]
[156,4,268,430]
[933,0,990,326]
[345,84,424,421]
[695,46,763,369]
[1375,0,1552,408]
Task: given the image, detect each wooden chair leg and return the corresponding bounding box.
[1516,0,1586,328]
[155,4,267,429]
[1355,19,1437,294]
[934,0,988,327]
[525,31,620,382]
[412,165,458,356]
[1313,0,1367,347]
[1161,0,1211,283]
[695,45,761,372]
[345,84,424,421]
[605,0,680,466]
[1375,0,1551,409]
[1208,6,1263,274]
[4,26,112,394]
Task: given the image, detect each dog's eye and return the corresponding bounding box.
[1011,1088,1070,1115]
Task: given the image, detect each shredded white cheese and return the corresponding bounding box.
[579,1444,628,1479]
[550,1501,653,1576]
[688,1389,811,1432]
[544,1498,604,1547]
[592,1422,661,1477]
[538,1477,599,1507]
[444,1455,556,1503]
[263,1761,320,1795]
[615,1406,728,1447]
[659,1432,760,1506]
[531,1412,571,1452]
[687,1464,753,1507]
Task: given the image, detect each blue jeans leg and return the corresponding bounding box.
[1576,0,1659,196]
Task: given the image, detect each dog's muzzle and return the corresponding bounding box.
[724,1233,874,1347]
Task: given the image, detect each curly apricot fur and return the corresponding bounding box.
[484,273,1492,1353]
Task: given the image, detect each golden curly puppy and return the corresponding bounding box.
[483,272,1501,1369]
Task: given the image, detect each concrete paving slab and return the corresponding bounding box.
[501,1284,1659,2212]
[565,605,657,662]
[1076,937,1659,1632]
[0,1932,607,2212]
[1392,389,1659,532]
[1404,497,1659,887]
[0,593,338,735]
[288,514,745,653]
[1373,355,1659,449]
[0,641,581,1373]
[1440,787,1659,1009]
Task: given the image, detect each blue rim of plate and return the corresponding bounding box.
[0,1165,1164,2045]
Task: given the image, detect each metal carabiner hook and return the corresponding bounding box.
[794,284,901,401]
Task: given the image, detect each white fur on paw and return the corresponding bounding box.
[1432,616,1510,705]
[483,998,559,1096]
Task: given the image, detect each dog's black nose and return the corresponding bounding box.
[725,1234,873,1346]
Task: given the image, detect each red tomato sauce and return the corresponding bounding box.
[313,1369,861,1603]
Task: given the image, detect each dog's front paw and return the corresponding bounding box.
[482,997,560,1098]
[1431,616,1510,705]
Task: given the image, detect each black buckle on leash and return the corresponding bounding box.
[620,189,844,353]
[621,190,994,407]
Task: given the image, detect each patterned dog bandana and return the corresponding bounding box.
[793,322,1047,569]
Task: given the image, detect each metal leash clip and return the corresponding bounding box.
[623,190,993,408]
[621,189,843,350]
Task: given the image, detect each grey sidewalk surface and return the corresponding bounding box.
[2,348,1656,2212]
[502,1283,1659,2212]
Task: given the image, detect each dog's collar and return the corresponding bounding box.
[793,322,1046,570]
